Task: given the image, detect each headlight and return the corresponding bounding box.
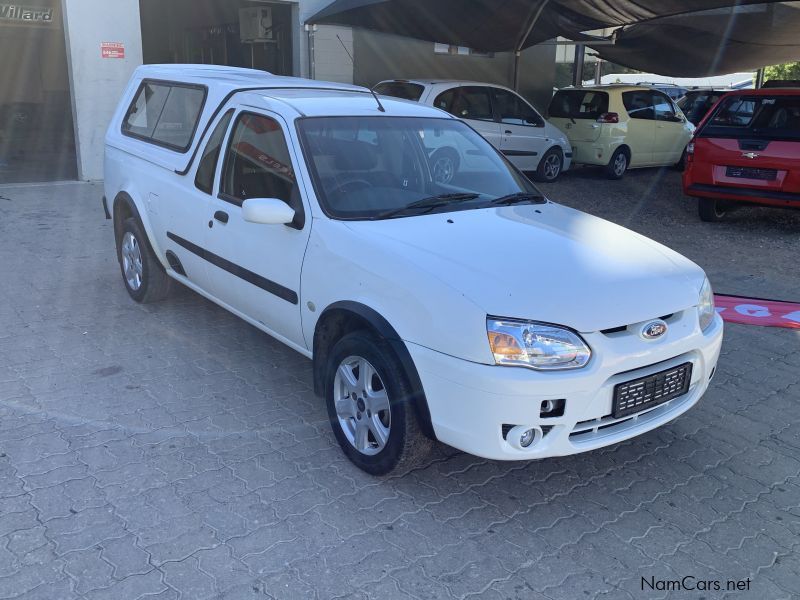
[487,318,591,370]
[698,277,715,331]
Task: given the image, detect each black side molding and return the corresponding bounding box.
[502,150,539,157]
[166,231,298,305]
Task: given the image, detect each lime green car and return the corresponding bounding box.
[548,85,695,179]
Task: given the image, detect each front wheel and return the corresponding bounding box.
[325,331,432,475]
[533,147,563,182]
[698,197,728,222]
[604,147,629,180]
[117,217,171,303]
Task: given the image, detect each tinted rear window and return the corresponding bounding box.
[700,95,800,141]
[548,90,609,119]
[373,81,425,102]
[122,81,206,152]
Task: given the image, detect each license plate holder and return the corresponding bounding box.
[613,362,693,419]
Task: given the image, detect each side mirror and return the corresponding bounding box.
[242,198,295,225]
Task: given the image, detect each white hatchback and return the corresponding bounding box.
[374,79,572,182]
[105,65,722,475]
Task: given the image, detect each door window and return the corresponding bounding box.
[220,113,297,208]
[433,87,493,121]
[622,91,655,120]
[195,110,234,194]
[653,93,678,121]
[491,88,544,127]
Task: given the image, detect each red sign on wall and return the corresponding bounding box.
[101,42,125,59]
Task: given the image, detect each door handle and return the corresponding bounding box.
[214,210,229,224]
[504,130,513,135]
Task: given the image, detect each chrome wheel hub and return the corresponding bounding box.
[333,355,391,456]
[121,232,144,291]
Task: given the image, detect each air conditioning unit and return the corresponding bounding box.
[239,7,273,42]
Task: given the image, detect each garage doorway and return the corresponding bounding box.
[140,0,295,76]
[0,0,77,183]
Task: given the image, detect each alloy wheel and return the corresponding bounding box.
[614,153,627,177]
[543,153,561,180]
[121,232,144,291]
[333,355,391,456]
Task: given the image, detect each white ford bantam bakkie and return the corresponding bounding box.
[104,65,723,475]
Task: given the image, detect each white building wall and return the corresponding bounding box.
[61,0,143,181]
[298,0,355,84]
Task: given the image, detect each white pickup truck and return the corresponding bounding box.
[104,65,723,474]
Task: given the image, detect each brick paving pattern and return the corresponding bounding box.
[0,172,798,599]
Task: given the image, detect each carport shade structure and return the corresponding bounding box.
[308,0,794,79]
[586,2,800,77]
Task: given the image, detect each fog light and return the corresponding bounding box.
[507,425,543,450]
[520,429,536,448]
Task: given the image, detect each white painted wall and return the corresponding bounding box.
[298,0,355,83]
[61,0,143,181]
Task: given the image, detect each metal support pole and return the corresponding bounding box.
[594,57,603,85]
[512,0,552,90]
[755,68,765,88]
[573,43,585,87]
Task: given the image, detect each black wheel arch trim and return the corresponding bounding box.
[313,301,436,441]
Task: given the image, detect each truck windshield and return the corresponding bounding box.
[700,94,800,141]
[296,116,539,220]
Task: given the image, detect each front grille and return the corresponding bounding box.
[613,362,692,419]
[725,166,778,181]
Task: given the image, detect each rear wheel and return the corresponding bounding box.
[117,217,171,302]
[325,331,432,475]
[698,197,728,222]
[533,147,563,182]
[604,147,629,180]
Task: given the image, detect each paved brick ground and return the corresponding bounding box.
[0,172,798,600]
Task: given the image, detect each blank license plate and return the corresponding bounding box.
[613,363,693,419]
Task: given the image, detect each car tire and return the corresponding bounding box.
[604,147,629,180]
[430,147,460,185]
[118,217,172,303]
[698,197,728,222]
[533,147,563,182]
[325,330,433,475]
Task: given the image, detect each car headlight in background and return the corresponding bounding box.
[698,277,715,331]
[487,318,591,370]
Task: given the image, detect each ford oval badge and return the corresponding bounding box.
[641,320,668,340]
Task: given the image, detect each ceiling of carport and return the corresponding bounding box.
[309,0,785,52]
[586,2,800,77]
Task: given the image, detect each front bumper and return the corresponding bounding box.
[409,311,723,461]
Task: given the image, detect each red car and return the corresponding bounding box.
[683,88,800,221]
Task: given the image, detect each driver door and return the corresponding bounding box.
[202,108,312,350]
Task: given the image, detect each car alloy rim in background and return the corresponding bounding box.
[614,153,627,176]
[121,232,144,291]
[544,153,561,180]
[333,355,391,455]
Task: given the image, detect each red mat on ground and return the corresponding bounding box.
[715,294,800,329]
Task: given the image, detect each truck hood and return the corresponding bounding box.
[345,202,704,333]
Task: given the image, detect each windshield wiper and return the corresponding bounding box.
[489,192,546,206]
[374,193,479,219]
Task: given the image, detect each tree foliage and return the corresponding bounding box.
[764,62,800,81]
